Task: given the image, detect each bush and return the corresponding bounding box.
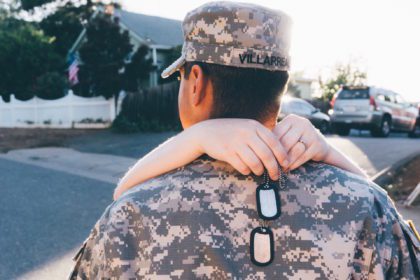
[112,114,141,133]
[34,71,68,100]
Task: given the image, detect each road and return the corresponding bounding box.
[327,131,420,176]
[0,131,419,279]
[0,158,114,280]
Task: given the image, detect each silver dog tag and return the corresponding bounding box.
[250,227,274,266]
[256,183,281,220]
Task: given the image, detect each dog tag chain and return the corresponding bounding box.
[250,167,286,266]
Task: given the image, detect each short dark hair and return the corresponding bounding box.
[183,62,289,123]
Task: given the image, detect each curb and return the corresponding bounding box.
[372,151,420,187]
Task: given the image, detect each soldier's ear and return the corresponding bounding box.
[190,65,209,106]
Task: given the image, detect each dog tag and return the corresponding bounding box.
[256,183,281,220]
[250,227,274,266]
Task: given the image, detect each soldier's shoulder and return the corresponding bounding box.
[294,161,398,215]
[288,161,389,205]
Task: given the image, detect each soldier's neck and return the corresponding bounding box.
[263,118,277,131]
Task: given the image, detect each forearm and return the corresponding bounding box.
[323,144,368,178]
[115,128,203,199]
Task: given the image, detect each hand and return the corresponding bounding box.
[273,114,330,172]
[192,119,289,180]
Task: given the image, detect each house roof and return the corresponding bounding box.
[117,10,184,47]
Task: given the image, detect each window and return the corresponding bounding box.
[377,94,392,102]
[337,88,370,99]
[395,94,406,104]
[377,94,385,101]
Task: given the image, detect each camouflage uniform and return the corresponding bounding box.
[69,2,420,279]
[69,157,419,279]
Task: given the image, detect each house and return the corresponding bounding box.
[287,76,320,99]
[69,8,184,88]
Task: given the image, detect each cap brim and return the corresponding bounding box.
[161,54,186,79]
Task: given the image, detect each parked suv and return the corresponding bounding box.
[410,103,420,138]
[330,86,418,137]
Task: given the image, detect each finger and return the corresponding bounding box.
[280,125,304,153]
[235,143,265,176]
[273,115,293,139]
[226,153,251,176]
[256,127,289,167]
[247,135,279,180]
[285,141,306,170]
[288,144,317,171]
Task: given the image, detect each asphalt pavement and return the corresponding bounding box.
[0,158,114,280]
[327,131,420,176]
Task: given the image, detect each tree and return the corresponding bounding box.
[0,18,66,101]
[18,0,57,11]
[319,63,367,101]
[75,12,153,102]
[16,0,95,12]
[121,44,154,92]
[40,2,93,56]
[75,13,132,99]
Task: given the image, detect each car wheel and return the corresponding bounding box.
[319,120,329,134]
[334,125,350,136]
[408,120,420,138]
[371,117,391,137]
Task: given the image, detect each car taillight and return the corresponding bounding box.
[369,96,377,110]
[330,94,337,108]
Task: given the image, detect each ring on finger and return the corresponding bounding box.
[298,138,306,150]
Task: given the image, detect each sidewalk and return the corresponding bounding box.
[0,147,136,185]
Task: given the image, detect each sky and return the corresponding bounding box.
[120,0,420,101]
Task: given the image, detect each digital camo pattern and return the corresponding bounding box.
[161,1,292,78]
[69,157,420,279]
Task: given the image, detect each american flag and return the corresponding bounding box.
[68,55,79,85]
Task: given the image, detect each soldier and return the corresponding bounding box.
[69,2,419,279]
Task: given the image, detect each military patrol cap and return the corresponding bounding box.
[161,1,293,78]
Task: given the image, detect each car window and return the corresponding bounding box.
[395,94,406,104]
[387,94,395,103]
[377,94,392,102]
[337,88,370,99]
[376,94,385,101]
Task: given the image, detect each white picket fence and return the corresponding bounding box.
[0,91,122,128]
